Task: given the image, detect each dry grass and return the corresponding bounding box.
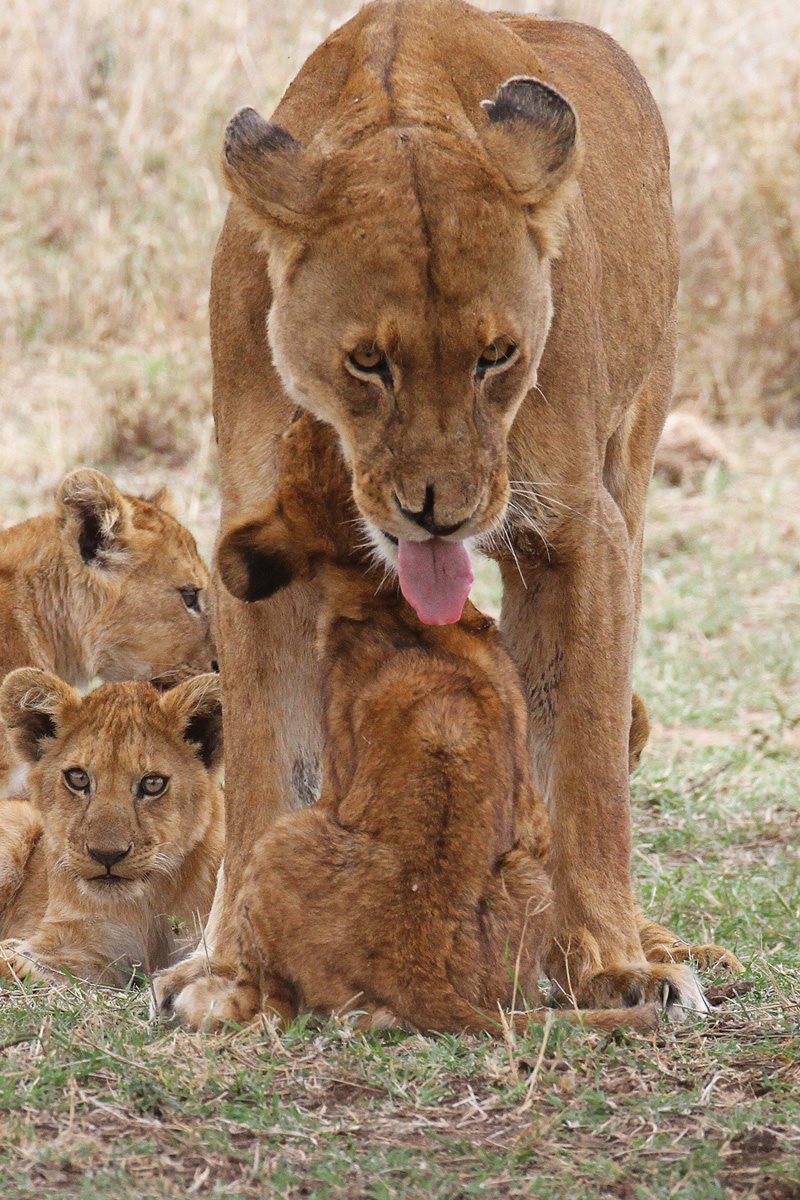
[1,0,799,542]
[543,0,800,425]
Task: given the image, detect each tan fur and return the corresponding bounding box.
[155,416,664,1035]
[0,469,216,794]
[0,672,223,986]
[161,0,733,1022]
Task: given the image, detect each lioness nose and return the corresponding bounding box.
[396,484,469,538]
[87,845,131,868]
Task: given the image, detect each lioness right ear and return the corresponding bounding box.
[222,107,320,233]
[480,76,581,255]
[160,673,223,773]
[216,512,308,604]
[57,469,133,570]
[0,668,80,763]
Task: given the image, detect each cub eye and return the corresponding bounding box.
[346,346,391,381]
[477,339,518,374]
[179,586,200,612]
[63,768,90,795]
[138,773,170,799]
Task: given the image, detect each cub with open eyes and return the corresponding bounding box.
[162,414,669,1034]
[0,468,216,797]
[0,671,223,986]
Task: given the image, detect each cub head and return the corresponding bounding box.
[221,73,580,585]
[0,669,223,903]
[217,414,362,604]
[56,469,216,683]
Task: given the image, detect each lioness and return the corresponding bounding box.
[155,415,678,1033]
[160,0,733,1023]
[0,670,223,986]
[0,469,216,794]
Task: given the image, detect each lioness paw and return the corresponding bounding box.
[639,920,744,975]
[567,962,710,1020]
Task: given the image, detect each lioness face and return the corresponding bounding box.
[0,671,222,904]
[223,79,579,618]
[268,149,548,558]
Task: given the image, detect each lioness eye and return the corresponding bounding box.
[346,346,391,381]
[477,340,517,373]
[179,586,200,611]
[138,774,169,799]
[64,768,90,794]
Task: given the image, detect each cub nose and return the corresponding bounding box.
[87,844,131,868]
[395,484,469,538]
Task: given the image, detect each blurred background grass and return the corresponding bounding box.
[1,0,799,543]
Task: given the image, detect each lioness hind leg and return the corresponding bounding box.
[638,915,744,974]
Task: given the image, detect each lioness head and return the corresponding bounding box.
[56,469,216,682]
[222,75,580,622]
[0,669,223,902]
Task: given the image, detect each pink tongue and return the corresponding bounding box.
[397,538,473,625]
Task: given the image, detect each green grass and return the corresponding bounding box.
[1,428,798,1198]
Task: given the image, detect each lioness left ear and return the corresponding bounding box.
[480,77,580,252]
[161,673,223,773]
[0,668,81,764]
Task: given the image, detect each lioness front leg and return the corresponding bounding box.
[500,495,707,1016]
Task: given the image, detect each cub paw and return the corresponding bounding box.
[570,962,710,1019]
[172,976,260,1031]
[0,940,55,986]
[151,955,260,1031]
[150,952,213,1021]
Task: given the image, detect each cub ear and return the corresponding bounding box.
[56,468,133,570]
[222,107,320,232]
[0,668,81,764]
[160,673,223,773]
[216,512,308,604]
[143,485,179,518]
[480,77,580,253]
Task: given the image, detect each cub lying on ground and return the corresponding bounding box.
[0,670,223,986]
[0,469,216,796]
[157,414,689,1034]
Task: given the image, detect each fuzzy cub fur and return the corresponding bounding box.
[0,671,224,986]
[160,414,660,1035]
[0,469,216,795]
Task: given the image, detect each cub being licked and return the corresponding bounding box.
[0,671,224,986]
[0,469,216,795]
[155,414,690,1033]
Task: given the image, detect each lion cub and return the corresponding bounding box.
[0,469,216,795]
[0,670,223,986]
[178,414,658,1036]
